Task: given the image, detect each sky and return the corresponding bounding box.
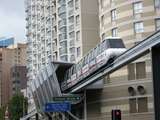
[0,0,26,43]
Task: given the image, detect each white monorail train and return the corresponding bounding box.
[61,37,127,91]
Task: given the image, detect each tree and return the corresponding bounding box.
[8,94,28,120]
[0,106,5,120]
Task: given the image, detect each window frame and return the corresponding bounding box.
[112,27,118,37]
[133,2,143,14]
[155,0,160,9]
[111,9,117,21]
[155,18,160,31]
[77,47,81,57]
[134,22,144,33]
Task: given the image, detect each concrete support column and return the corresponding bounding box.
[84,90,87,120]
[48,115,52,120]
[35,113,39,120]
[151,46,160,120]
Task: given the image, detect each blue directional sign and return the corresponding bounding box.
[44,102,71,112]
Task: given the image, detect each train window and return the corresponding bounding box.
[82,58,85,67]
[85,54,89,65]
[89,50,93,61]
[84,57,86,65]
[76,63,79,71]
[82,54,89,66]
[101,40,107,52]
[93,48,96,58]
[77,60,82,71]
[95,45,100,56]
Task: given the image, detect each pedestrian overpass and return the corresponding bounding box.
[21,30,160,120]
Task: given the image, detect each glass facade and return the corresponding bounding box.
[0,37,14,47]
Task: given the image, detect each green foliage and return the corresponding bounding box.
[0,106,5,120]
[8,94,28,120]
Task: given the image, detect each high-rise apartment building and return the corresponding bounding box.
[57,0,99,62]
[25,0,99,113]
[83,0,160,120]
[0,43,27,106]
[10,66,27,95]
[25,0,99,78]
[25,0,57,79]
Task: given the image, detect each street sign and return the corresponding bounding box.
[44,102,71,112]
[53,94,82,103]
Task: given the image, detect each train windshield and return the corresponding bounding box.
[106,38,125,48]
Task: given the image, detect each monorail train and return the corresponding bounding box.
[61,37,127,91]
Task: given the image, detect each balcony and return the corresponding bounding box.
[69,39,75,47]
[52,6,56,14]
[58,6,66,15]
[53,44,57,52]
[25,16,29,21]
[58,20,66,29]
[59,33,67,41]
[60,55,68,61]
[68,24,74,32]
[59,47,67,55]
[58,0,66,6]
[26,23,29,29]
[68,9,74,16]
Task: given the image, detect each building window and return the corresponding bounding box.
[69,31,75,38]
[70,47,75,53]
[77,47,81,57]
[102,33,105,40]
[155,0,160,9]
[136,62,146,79]
[128,63,136,80]
[128,62,146,80]
[76,31,80,41]
[110,0,115,3]
[138,97,148,112]
[112,28,118,37]
[129,98,137,113]
[70,55,75,62]
[134,22,144,33]
[69,16,74,24]
[60,55,68,61]
[155,18,160,31]
[75,0,79,10]
[101,15,104,27]
[133,2,143,14]
[76,15,80,26]
[101,0,104,9]
[129,97,148,113]
[111,9,117,21]
[68,0,73,8]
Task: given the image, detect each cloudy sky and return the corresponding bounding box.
[0,0,26,43]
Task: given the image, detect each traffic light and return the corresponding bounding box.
[112,109,121,120]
